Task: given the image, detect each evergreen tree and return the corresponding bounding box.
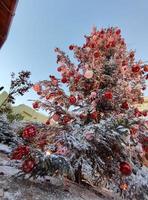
[11,27,148,199]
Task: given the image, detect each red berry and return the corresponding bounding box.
[120,162,132,176]
[121,102,129,110]
[132,65,141,73]
[69,95,77,105]
[69,45,74,50]
[104,91,113,100]
[61,77,68,83]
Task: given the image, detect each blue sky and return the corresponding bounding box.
[0,0,148,108]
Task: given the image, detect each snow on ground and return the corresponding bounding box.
[0,152,116,200]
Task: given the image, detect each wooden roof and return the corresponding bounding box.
[0,0,18,48]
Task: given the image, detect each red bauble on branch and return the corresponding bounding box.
[119,162,132,176]
[61,77,68,83]
[104,91,113,100]
[22,125,37,139]
[33,84,41,92]
[22,159,36,173]
[121,102,129,110]
[11,145,30,160]
[132,65,141,73]
[32,101,39,109]
[69,95,77,105]
[144,65,148,72]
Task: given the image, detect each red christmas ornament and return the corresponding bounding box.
[132,65,141,73]
[121,102,129,110]
[130,127,138,135]
[33,84,41,92]
[61,77,68,83]
[143,111,147,117]
[52,113,60,121]
[79,113,87,120]
[116,29,121,35]
[104,91,113,100]
[144,65,148,72]
[90,111,100,121]
[134,108,142,117]
[69,95,77,105]
[69,45,74,50]
[68,71,74,76]
[22,125,37,139]
[11,146,30,160]
[57,90,63,95]
[63,115,71,124]
[120,162,132,176]
[45,120,50,125]
[32,102,39,109]
[22,159,35,173]
[94,51,100,58]
[57,66,62,72]
[129,51,135,59]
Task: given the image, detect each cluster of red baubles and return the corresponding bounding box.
[11,146,36,173]
[119,162,132,176]
[22,125,37,140]
[11,145,30,160]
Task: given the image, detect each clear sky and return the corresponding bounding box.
[0,0,148,107]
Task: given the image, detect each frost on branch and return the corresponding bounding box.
[11,27,148,198]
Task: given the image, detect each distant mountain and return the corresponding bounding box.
[0,91,48,123]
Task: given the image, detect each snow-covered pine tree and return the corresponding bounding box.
[11,27,148,199]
